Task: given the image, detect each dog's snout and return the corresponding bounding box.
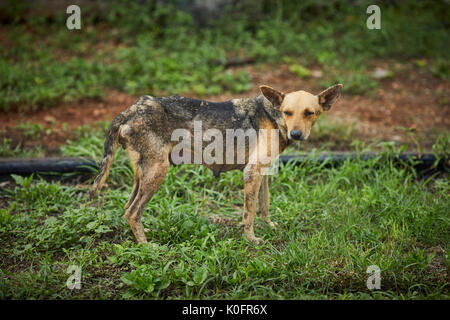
[290,130,303,140]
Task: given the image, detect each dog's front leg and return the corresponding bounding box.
[243,164,263,244]
[258,175,278,228]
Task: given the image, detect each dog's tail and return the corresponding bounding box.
[90,113,127,200]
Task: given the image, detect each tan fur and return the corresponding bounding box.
[281,90,322,140]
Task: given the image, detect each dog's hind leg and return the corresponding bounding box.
[125,154,170,243]
[124,146,142,210]
[125,175,140,210]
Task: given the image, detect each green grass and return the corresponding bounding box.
[1,0,448,111]
[0,126,448,299]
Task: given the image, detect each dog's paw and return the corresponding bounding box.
[252,237,264,245]
[265,220,278,229]
[246,235,264,245]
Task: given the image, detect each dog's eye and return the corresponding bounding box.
[284,111,292,116]
[304,110,314,117]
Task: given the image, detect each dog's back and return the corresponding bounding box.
[155,94,266,133]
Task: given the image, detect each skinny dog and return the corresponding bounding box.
[91,84,342,244]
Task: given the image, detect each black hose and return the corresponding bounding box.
[0,157,98,175]
[0,153,447,176]
[279,153,448,172]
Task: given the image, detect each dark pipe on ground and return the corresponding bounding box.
[0,157,97,175]
[0,153,447,176]
[280,152,448,172]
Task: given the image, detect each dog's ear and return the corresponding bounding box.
[318,84,343,111]
[260,85,285,109]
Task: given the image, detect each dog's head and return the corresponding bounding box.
[260,84,342,141]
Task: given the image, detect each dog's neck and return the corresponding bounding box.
[255,95,291,150]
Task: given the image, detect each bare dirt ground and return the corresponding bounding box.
[1,61,449,155]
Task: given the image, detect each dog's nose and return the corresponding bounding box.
[290,130,303,140]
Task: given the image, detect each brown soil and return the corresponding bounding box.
[1,61,449,155]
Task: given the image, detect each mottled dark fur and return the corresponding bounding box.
[91,84,342,244]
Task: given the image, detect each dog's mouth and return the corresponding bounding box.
[287,137,304,144]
